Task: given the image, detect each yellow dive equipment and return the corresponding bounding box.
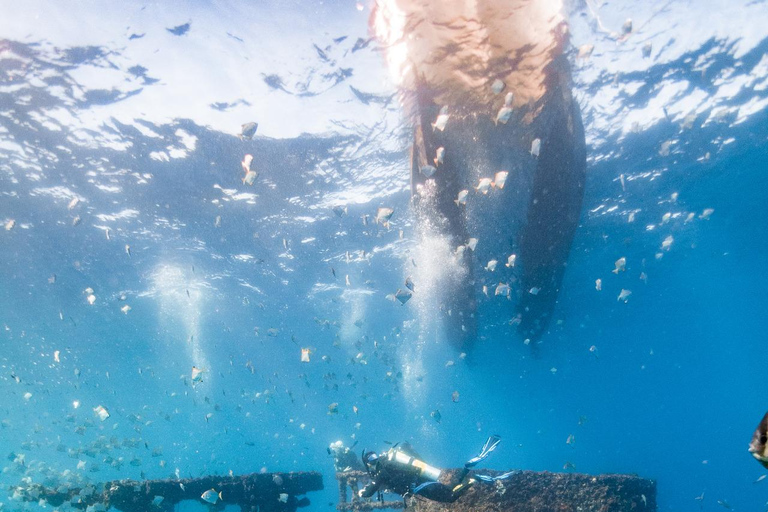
[387,448,442,481]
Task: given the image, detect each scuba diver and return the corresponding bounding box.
[328,440,365,472]
[358,435,516,503]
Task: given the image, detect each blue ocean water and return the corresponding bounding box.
[0,1,767,511]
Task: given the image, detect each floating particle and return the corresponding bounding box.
[617,289,632,303]
[94,405,110,421]
[454,190,469,206]
[530,138,541,157]
[476,178,493,195]
[240,122,258,140]
[434,147,445,166]
[493,171,509,189]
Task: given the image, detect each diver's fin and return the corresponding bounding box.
[464,435,501,468]
[474,470,520,483]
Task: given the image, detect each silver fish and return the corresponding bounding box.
[749,411,768,469]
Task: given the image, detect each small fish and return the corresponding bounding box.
[505,254,516,268]
[240,122,258,140]
[201,489,222,504]
[451,391,460,403]
[430,409,441,423]
[87,294,96,305]
[404,277,415,292]
[620,174,626,192]
[345,275,351,287]
[191,366,204,383]
[273,474,284,486]
[748,411,768,469]
[214,216,222,228]
[375,207,395,227]
[432,107,449,132]
[493,171,509,189]
[301,348,310,363]
[640,272,648,283]
[491,79,505,94]
[684,212,695,224]
[120,304,131,314]
[68,197,80,210]
[482,285,489,296]
[495,283,511,298]
[152,495,164,507]
[530,138,541,157]
[563,461,575,470]
[241,154,254,174]
[754,474,766,484]
[395,289,412,305]
[485,260,498,272]
[661,212,671,225]
[716,499,731,509]
[595,278,602,291]
[529,287,540,295]
[328,402,339,414]
[4,219,15,231]
[54,350,60,363]
[454,189,469,206]
[332,206,347,217]
[93,405,110,421]
[243,170,257,186]
[661,236,674,251]
[434,147,445,166]
[617,289,632,303]
[466,238,478,251]
[642,42,652,58]
[476,178,493,195]
[628,211,636,223]
[566,434,575,446]
[577,44,594,59]
[699,208,714,220]
[496,105,513,125]
[621,18,633,36]
[125,244,132,257]
[612,257,626,274]
[278,493,289,503]
[420,165,437,178]
[72,215,81,226]
[105,227,111,240]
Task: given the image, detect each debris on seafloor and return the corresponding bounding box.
[11,471,321,512]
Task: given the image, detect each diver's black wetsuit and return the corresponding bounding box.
[359,444,473,503]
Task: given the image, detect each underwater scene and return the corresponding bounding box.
[1,1,767,511]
